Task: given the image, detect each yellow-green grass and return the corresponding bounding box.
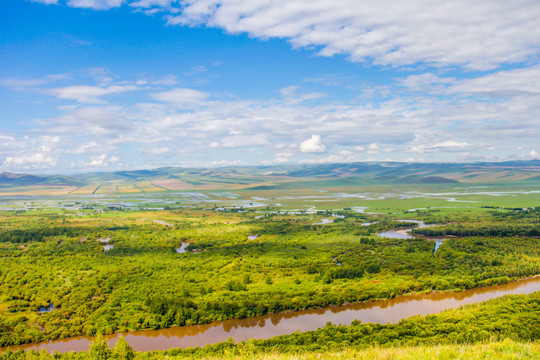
[171,340,539,360]
[115,185,144,193]
[0,185,77,196]
[68,184,101,195]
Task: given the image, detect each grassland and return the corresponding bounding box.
[2,340,539,359]
[171,341,540,360]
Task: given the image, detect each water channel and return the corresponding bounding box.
[376,220,448,253]
[4,276,540,353]
[3,220,538,353]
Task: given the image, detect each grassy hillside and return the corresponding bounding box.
[1,340,539,359]
[2,161,540,195]
[162,341,539,360]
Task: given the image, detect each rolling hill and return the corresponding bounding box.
[1,160,540,195]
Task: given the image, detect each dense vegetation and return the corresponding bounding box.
[1,204,539,348]
[1,291,538,359]
[413,207,540,237]
[4,341,540,360]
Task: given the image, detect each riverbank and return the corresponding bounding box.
[2,339,538,359]
[1,208,539,351]
[3,276,539,353]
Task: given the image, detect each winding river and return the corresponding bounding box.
[4,277,540,353]
[376,220,448,253]
[3,220,539,353]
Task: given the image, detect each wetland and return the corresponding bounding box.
[1,178,540,356]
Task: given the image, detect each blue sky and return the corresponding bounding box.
[1,0,540,173]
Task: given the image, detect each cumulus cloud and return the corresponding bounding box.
[263,151,293,164]
[3,153,57,168]
[367,143,379,154]
[5,58,540,171]
[89,153,108,166]
[300,135,327,153]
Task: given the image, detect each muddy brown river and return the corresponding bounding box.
[4,276,539,353]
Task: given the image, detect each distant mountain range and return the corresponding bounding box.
[1,160,540,195]
[0,172,86,187]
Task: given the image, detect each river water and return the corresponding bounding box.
[4,276,539,353]
[376,220,448,253]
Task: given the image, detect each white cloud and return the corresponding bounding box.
[44,106,131,139]
[529,150,539,159]
[89,154,108,167]
[0,135,15,143]
[142,147,170,155]
[0,74,69,90]
[166,0,540,70]
[151,75,179,86]
[408,136,472,154]
[433,141,470,149]
[300,135,327,153]
[71,141,100,154]
[367,143,379,154]
[450,64,540,96]
[398,73,455,92]
[31,0,59,4]
[5,62,540,171]
[67,0,123,10]
[280,85,326,104]
[47,85,140,103]
[221,134,269,148]
[129,0,172,8]
[152,88,208,106]
[300,150,355,164]
[270,151,292,164]
[3,153,57,169]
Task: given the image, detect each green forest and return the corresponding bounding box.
[1,291,538,359]
[0,204,539,349]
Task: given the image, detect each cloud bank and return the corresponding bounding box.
[3,1,540,172]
